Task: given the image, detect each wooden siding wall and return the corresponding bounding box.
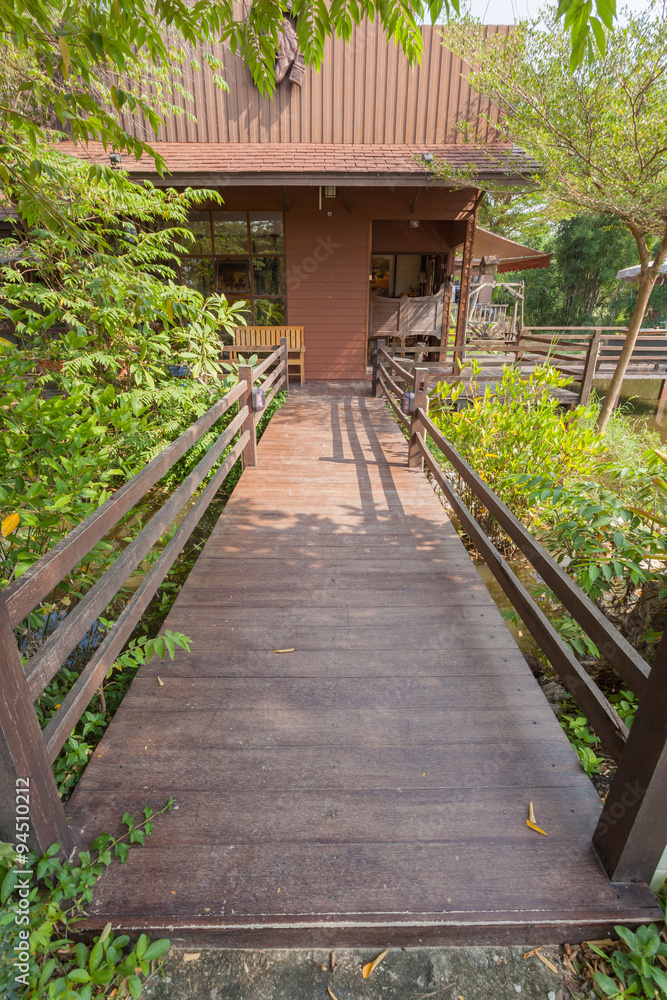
[219,186,476,380]
[119,23,509,145]
[286,193,370,379]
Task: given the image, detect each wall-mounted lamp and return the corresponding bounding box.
[401,390,415,415]
[252,386,266,412]
[409,219,420,230]
[109,152,122,169]
[319,186,337,212]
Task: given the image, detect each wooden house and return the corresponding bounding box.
[59,20,545,379]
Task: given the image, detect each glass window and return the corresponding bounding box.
[180,258,214,296]
[212,212,249,255]
[253,257,285,297]
[254,298,286,325]
[250,212,284,254]
[217,259,250,293]
[184,211,212,255]
[177,211,285,316]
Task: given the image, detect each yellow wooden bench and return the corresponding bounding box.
[230,326,305,385]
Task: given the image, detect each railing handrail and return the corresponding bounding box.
[414,406,649,698]
[4,379,245,628]
[373,355,667,885]
[0,338,290,853]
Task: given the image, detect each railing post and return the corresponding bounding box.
[280,336,289,395]
[372,339,386,397]
[0,593,70,853]
[238,363,257,468]
[578,328,602,405]
[408,365,429,468]
[593,632,667,885]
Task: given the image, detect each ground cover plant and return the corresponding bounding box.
[428,363,667,777]
[0,804,174,999]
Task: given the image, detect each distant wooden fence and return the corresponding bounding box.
[0,341,289,853]
[432,326,667,416]
[372,344,667,887]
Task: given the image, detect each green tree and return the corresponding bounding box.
[442,6,667,430]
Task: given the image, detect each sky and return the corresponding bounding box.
[465,0,651,23]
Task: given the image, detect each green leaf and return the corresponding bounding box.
[593,971,622,996]
[589,15,605,55]
[67,968,91,983]
[128,973,143,998]
[142,938,171,962]
[0,865,19,903]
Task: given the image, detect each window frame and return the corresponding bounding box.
[178,209,286,325]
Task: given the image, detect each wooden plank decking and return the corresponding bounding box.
[67,385,660,946]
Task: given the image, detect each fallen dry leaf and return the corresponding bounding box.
[183,953,200,962]
[362,949,388,978]
[534,951,559,975]
[274,648,295,653]
[526,802,548,835]
[331,950,337,972]
[157,676,164,686]
[327,987,340,1000]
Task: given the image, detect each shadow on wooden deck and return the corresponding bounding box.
[66,385,660,946]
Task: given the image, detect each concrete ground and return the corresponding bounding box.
[144,946,578,1000]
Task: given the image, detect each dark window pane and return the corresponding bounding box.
[253,256,285,296]
[180,258,214,296]
[217,259,249,293]
[254,298,286,325]
[184,211,212,254]
[250,212,283,254]
[213,212,249,255]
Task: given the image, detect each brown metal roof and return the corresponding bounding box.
[473,227,550,271]
[57,141,534,186]
[115,21,511,146]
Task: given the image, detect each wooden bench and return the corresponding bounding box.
[230,326,305,385]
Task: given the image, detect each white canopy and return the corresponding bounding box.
[617,260,667,282]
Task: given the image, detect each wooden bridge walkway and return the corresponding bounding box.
[66,384,660,946]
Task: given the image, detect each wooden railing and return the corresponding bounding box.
[372,344,667,887]
[0,339,289,853]
[516,328,667,409]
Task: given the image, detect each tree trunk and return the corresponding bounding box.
[596,275,656,430]
[597,226,667,432]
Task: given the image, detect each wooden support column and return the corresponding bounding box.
[593,632,667,884]
[453,204,479,373]
[441,255,454,367]
[238,364,257,468]
[0,593,69,853]
[280,336,289,395]
[578,329,602,405]
[408,366,429,468]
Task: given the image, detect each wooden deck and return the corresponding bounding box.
[67,385,660,946]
